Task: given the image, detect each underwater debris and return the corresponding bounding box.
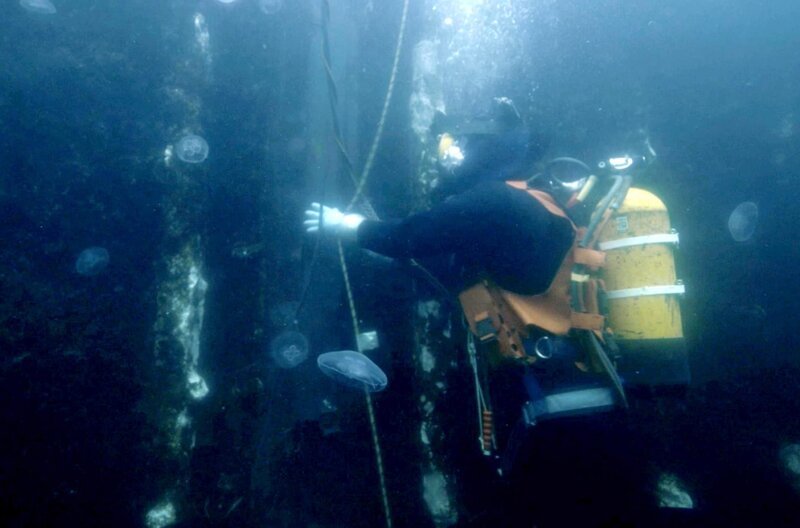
[175,134,209,164]
[728,201,758,242]
[270,330,309,369]
[317,350,388,392]
[231,241,265,259]
[19,0,56,15]
[357,330,380,352]
[75,246,110,276]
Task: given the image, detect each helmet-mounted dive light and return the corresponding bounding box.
[437,133,466,172]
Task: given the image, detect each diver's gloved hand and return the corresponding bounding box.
[304,202,365,241]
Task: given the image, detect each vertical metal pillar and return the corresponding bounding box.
[141,8,212,528]
[410,21,459,528]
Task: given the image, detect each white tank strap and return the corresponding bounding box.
[598,232,679,251]
[605,284,686,300]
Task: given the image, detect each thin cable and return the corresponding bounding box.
[312,4,416,523]
[338,241,392,528]
[467,331,495,454]
[321,0,359,188]
[332,4,411,520]
[467,333,485,446]
[293,226,324,323]
[319,10,393,526]
[347,0,410,212]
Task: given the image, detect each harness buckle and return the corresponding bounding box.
[474,313,498,342]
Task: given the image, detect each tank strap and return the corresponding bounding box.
[598,232,679,251]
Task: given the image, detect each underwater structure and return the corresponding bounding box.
[2,1,800,527]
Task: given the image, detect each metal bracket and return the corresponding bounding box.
[475,317,497,342]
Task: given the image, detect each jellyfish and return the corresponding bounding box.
[175,134,209,164]
[75,247,110,276]
[20,0,56,14]
[317,350,388,393]
[216,0,238,3]
[727,201,758,242]
[258,0,283,15]
[270,330,309,369]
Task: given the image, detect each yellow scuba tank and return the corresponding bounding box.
[596,188,689,386]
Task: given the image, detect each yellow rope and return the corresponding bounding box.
[320,2,412,525]
[338,241,392,528]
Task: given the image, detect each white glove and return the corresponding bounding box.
[304,202,365,240]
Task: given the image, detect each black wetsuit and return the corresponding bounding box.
[356,180,575,295]
[357,180,661,526]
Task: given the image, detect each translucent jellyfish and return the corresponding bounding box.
[175,134,209,164]
[727,201,758,242]
[270,330,309,369]
[216,0,238,4]
[20,0,57,15]
[75,247,110,276]
[258,0,283,15]
[317,350,388,393]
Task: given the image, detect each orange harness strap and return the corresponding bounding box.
[458,181,608,361]
[570,311,605,332]
[574,247,606,270]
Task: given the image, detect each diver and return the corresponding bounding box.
[304,97,662,526]
[305,97,573,297]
